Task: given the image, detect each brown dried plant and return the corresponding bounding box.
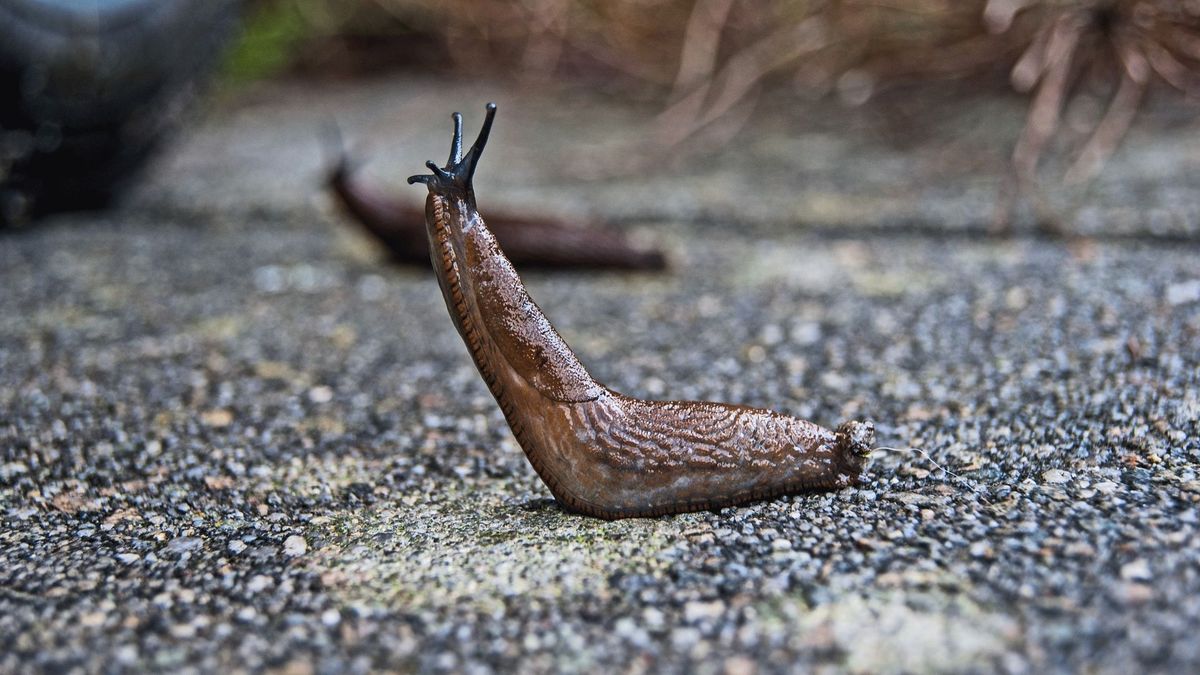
[654,0,1200,204]
[993,0,1200,188]
[277,0,1200,222]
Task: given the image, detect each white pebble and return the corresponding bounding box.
[1042,469,1072,485]
[1166,279,1200,306]
[1120,559,1152,582]
[283,535,307,557]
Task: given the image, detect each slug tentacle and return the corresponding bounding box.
[448,112,464,165]
[409,103,873,520]
[409,102,496,208]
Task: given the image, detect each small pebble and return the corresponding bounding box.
[1042,469,1072,485]
[283,535,307,557]
[1120,559,1152,582]
[165,537,202,554]
[683,601,725,623]
[970,542,994,559]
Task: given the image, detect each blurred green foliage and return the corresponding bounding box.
[219,1,315,84]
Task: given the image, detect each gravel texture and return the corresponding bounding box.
[1,78,1198,674]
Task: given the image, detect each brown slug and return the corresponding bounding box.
[329,148,666,271]
[408,103,874,519]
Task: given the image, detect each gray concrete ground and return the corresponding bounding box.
[1,76,1198,674]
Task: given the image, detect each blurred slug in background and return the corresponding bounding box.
[327,143,667,271]
[406,103,873,520]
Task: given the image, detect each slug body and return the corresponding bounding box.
[409,104,873,519]
[330,152,666,270]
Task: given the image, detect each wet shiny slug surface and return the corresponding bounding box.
[1,80,1199,673]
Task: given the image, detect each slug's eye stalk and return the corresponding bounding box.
[408,102,497,206]
[448,112,464,166]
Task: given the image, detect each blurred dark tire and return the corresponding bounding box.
[0,0,241,224]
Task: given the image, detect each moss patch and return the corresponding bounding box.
[309,484,705,614]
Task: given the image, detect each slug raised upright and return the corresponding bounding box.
[408,103,874,519]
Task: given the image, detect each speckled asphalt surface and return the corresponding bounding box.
[2,78,1198,674]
